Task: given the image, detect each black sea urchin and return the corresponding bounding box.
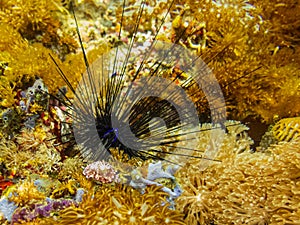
[51,0,228,166]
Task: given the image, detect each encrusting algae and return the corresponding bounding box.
[0,0,300,224]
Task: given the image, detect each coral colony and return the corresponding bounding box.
[0,0,300,225]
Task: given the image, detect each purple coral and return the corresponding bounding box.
[11,198,77,224]
[83,160,119,183]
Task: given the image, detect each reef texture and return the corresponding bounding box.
[115,0,300,123]
[0,0,300,225]
[176,121,300,224]
[1,0,300,123]
[0,115,299,224]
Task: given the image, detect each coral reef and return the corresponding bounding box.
[176,123,300,224]
[180,0,300,123]
[0,34,80,99]
[83,160,182,206]
[43,184,185,225]
[1,0,299,123]
[0,0,299,225]
[8,180,46,206]
[0,128,62,178]
[0,0,78,54]
[117,0,300,123]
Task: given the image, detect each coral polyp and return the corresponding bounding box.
[83,160,120,183]
[45,184,185,225]
[272,117,300,142]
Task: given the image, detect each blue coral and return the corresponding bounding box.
[74,188,85,203]
[0,197,17,222]
[128,161,182,208]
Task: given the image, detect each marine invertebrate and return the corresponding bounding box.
[32,176,60,196]
[56,157,95,191]
[176,171,215,224]
[271,117,300,142]
[0,127,62,179]
[11,198,77,224]
[0,197,17,222]
[51,0,227,167]
[175,121,254,224]
[259,117,300,150]
[21,79,49,114]
[47,0,300,172]
[50,180,78,199]
[176,124,300,225]
[0,108,24,138]
[0,23,81,105]
[212,141,300,224]
[1,1,300,225]
[57,157,85,180]
[9,180,45,206]
[83,160,120,183]
[168,0,300,124]
[0,0,78,55]
[0,78,50,138]
[45,184,185,225]
[127,161,181,199]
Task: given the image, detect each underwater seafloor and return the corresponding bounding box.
[0,0,300,224]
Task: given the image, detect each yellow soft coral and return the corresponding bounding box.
[148,0,300,124]
[0,0,56,33]
[176,124,300,224]
[9,180,45,206]
[43,184,185,225]
[176,170,216,224]
[0,0,77,51]
[0,126,62,178]
[272,117,300,142]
